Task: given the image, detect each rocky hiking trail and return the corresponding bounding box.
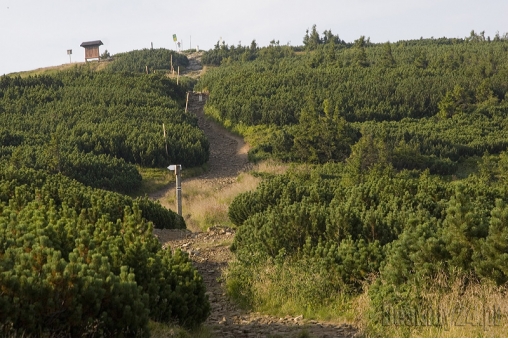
[150,53,358,337]
[153,227,357,338]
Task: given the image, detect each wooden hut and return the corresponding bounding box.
[80,40,103,61]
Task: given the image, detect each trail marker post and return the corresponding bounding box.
[163,123,168,157]
[167,164,182,216]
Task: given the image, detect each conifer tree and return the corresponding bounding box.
[380,42,395,67]
[473,200,508,284]
[304,24,322,50]
[441,185,487,273]
[354,36,369,67]
[437,85,470,119]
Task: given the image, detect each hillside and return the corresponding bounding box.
[151,82,358,338]
[2,37,508,337]
[193,29,508,337]
[0,49,212,336]
[1,62,209,194]
[197,34,508,171]
[5,60,110,78]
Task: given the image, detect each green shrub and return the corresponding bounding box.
[107,48,189,73]
[0,168,209,336]
[227,160,508,319]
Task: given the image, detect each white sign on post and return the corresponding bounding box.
[168,165,182,216]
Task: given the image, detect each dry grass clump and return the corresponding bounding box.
[252,159,290,176]
[248,258,352,322]
[8,60,110,78]
[164,160,287,231]
[353,273,508,337]
[135,167,175,196]
[181,173,261,231]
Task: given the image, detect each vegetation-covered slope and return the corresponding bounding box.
[197,30,508,173]
[227,155,508,335]
[196,28,508,336]
[0,66,209,194]
[106,48,189,73]
[0,49,211,336]
[0,166,208,336]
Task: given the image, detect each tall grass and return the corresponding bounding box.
[134,166,175,197]
[135,165,207,197]
[227,255,508,338]
[166,160,287,231]
[181,172,261,231]
[239,257,353,322]
[354,273,508,337]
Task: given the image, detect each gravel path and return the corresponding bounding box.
[148,91,251,207]
[150,53,358,337]
[154,227,357,338]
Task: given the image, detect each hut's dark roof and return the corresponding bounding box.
[80,40,103,47]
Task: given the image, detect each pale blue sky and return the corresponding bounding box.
[1,0,507,75]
